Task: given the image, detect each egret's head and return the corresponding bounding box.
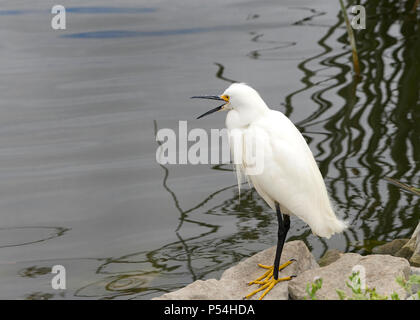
[192,83,267,119]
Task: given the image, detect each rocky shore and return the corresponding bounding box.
[154,221,420,300]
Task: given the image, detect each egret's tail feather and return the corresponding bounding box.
[312,217,348,239]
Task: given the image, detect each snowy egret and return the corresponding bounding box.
[192,83,347,300]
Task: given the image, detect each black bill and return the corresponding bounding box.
[191,95,225,101]
[191,95,226,119]
[196,103,225,119]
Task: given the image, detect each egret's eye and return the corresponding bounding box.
[221,95,230,102]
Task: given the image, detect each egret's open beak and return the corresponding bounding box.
[191,95,229,119]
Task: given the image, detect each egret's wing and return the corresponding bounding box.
[228,128,253,198]
[246,110,347,238]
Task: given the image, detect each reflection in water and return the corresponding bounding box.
[0,226,69,249]
[25,290,66,300]
[75,121,271,299]
[247,31,298,60]
[214,63,237,84]
[19,265,51,278]
[290,7,327,26]
[74,186,278,299]
[26,292,55,300]
[291,1,419,255]
[247,42,297,60]
[67,1,419,299]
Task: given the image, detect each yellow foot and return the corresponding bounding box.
[245,260,295,300]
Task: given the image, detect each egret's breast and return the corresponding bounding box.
[225,109,242,130]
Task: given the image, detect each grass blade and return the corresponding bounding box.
[339,0,361,76]
[384,177,420,197]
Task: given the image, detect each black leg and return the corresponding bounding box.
[273,202,290,280]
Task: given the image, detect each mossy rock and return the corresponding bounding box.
[395,221,420,266]
[410,248,420,267]
[318,249,343,267]
[372,239,409,256]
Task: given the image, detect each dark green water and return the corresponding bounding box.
[0,0,418,299]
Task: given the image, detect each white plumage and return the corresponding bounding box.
[223,83,347,238]
[193,82,347,299]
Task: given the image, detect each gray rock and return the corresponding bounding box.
[411,254,420,267]
[154,240,318,300]
[372,239,409,256]
[410,266,420,276]
[406,293,419,300]
[153,279,230,300]
[220,240,318,300]
[395,238,417,260]
[409,227,420,267]
[318,249,343,267]
[288,253,411,300]
[395,221,420,266]
[413,221,420,239]
[395,243,414,260]
[407,267,420,296]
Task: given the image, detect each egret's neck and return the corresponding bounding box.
[225,99,270,130]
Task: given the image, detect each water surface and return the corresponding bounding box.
[0,0,418,299]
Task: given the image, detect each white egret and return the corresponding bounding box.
[192,83,347,300]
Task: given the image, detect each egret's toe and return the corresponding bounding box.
[245,259,295,300]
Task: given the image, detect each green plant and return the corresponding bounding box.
[305,278,323,300]
[394,274,420,299]
[336,271,388,300]
[304,272,420,300]
[384,177,420,197]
